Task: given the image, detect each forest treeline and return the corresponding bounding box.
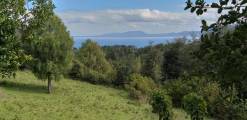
[0,0,246,120]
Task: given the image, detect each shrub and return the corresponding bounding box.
[125,74,156,100]
[71,40,116,84]
[69,60,84,80]
[113,63,133,86]
[164,79,192,107]
[213,95,247,120]
[128,87,144,100]
[69,60,116,84]
[164,77,217,108]
[229,100,247,120]
[198,82,220,116]
[150,90,173,120]
[183,93,207,120]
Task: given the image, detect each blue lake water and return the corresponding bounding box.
[73,37,176,48]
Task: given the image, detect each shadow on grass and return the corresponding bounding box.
[0,81,47,94]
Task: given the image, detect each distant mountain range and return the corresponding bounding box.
[75,31,201,38]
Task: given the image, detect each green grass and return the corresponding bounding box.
[0,71,210,120]
[0,71,158,120]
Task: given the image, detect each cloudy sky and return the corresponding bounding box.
[53,0,218,36]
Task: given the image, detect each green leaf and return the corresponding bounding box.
[218,8,223,14]
[196,9,204,15]
[185,0,192,7]
[195,0,204,5]
[211,3,220,8]
[184,6,191,10]
[191,7,197,13]
[219,0,228,5]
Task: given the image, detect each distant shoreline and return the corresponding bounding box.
[73,36,176,40]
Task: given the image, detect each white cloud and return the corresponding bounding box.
[56,9,219,36]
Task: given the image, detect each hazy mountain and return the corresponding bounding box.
[98,31,147,37]
[94,31,201,38]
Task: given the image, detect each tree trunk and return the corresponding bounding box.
[48,77,52,94]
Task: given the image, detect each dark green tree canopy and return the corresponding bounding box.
[198,25,247,98]
[162,40,187,81]
[19,0,73,93]
[30,15,73,80]
[142,46,162,83]
[150,90,173,120]
[0,0,28,78]
[21,0,73,80]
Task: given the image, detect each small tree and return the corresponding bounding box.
[183,93,207,120]
[22,0,73,93]
[72,40,115,84]
[150,90,173,120]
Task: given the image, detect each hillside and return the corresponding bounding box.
[0,71,194,120]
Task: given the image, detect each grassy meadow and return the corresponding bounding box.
[0,71,158,120]
[0,71,207,120]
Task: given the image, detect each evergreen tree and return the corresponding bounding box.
[162,41,184,81]
[23,0,73,93]
[142,46,162,83]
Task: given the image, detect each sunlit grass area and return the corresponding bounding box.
[0,71,214,120]
[0,71,158,120]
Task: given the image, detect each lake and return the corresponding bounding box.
[73,37,177,48]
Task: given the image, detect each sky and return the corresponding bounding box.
[53,0,219,36]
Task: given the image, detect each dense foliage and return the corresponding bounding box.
[20,0,73,93]
[125,74,156,100]
[183,0,247,119]
[71,40,115,84]
[150,90,173,120]
[162,39,201,82]
[28,16,73,93]
[199,25,247,98]
[141,46,163,83]
[0,0,28,78]
[183,93,207,120]
[103,45,141,86]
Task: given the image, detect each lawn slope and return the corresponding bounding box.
[0,71,198,120]
[0,71,158,120]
